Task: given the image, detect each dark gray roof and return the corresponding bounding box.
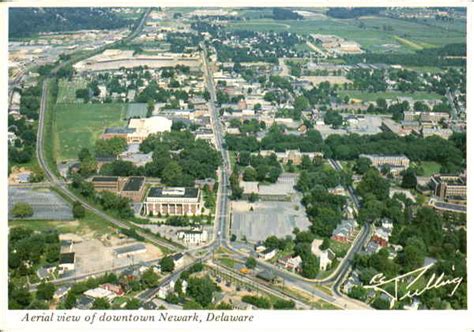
[92,176,119,182]
[104,127,135,134]
[257,270,275,282]
[148,187,199,198]
[114,243,146,255]
[123,177,145,192]
[59,252,75,264]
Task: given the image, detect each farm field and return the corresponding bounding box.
[225,14,466,53]
[53,103,126,160]
[56,78,88,104]
[339,90,443,102]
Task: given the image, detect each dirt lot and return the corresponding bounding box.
[67,234,162,276]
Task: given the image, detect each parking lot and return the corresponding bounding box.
[230,197,311,243]
[8,187,73,220]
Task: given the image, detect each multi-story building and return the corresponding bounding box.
[143,187,202,216]
[120,176,146,203]
[91,176,125,192]
[430,173,467,203]
[360,154,410,175]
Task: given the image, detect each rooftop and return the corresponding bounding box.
[92,176,119,183]
[123,177,145,192]
[59,252,75,264]
[114,243,146,255]
[148,187,199,198]
[104,127,135,134]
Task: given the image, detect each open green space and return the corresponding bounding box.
[56,78,88,104]
[339,90,443,102]
[225,14,465,53]
[8,210,114,237]
[53,103,126,160]
[416,161,442,176]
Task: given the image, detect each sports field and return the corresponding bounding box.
[339,90,443,102]
[53,103,126,160]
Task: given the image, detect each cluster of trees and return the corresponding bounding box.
[325,132,465,173]
[240,154,282,183]
[9,8,133,38]
[324,111,343,128]
[346,69,388,92]
[11,202,34,218]
[326,7,382,19]
[261,125,324,152]
[352,207,466,309]
[71,176,134,219]
[272,8,303,20]
[8,85,42,165]
[9,228,60,308]
[95,137,127,157]
[344,43,466,67]
[135,80,190,104]
[139,130,221,186]
[228,118,266,135]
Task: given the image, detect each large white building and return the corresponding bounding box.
[144,187,203,216]
[127,116,172,144]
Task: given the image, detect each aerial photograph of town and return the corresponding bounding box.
[7,7,466,312]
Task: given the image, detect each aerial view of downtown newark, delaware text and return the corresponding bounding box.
[7,7,466,313]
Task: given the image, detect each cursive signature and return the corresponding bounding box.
[363,263,463,308]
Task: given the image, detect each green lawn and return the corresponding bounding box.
[339,90,443,102]
[53,103,126,160]
[56,78,88,104]
[416,161,442,176]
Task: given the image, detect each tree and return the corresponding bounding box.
[245,257,257,269]
[64,292,77,309]
[125,298,141,309]
[12,202,34,218]
[72,201,86,219]
[401,168,418,189]
[36,282,55,301]
[161,161,183,186]
[248,192,259,203]
[273,299,295,309]
[95,137,127,157]
[160,256,175,273]
[147,99,155,117]
[354,157,372,174]
[324,111,343,128]
[187,277,216,307]
[141,268,159,288]
[301,254,319,279]
[92,297,110,309]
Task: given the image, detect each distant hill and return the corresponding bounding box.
[9,8,133,38]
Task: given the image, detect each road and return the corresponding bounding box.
[34,10,179,253]
[199,43,371,309]
[30,17,370,309]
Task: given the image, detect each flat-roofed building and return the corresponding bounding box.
[127,116,172,144]
[360,154,410,175]
[91,176,124,193]
[100,127,136,141]
[114,243,147,258]
[144,187,202,216]
[430,173,467,203]
[121,176,146,202]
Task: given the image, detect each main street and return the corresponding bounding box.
[200,43,371,309]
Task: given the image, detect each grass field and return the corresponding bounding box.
[53,103,126,160]
[417,161,442,176]
[339,90,443,102]
[56,78,88,104]
[9,210,114,237]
